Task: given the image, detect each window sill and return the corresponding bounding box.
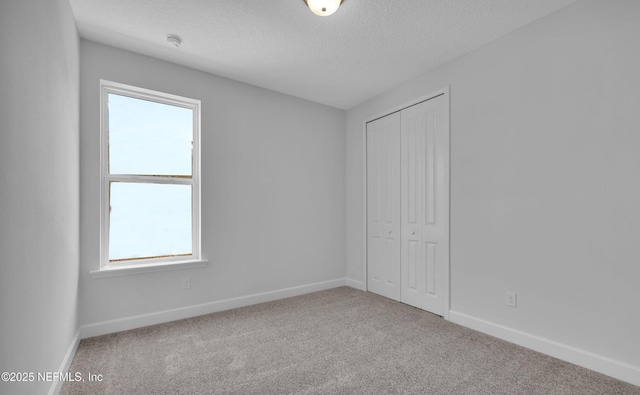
[90,259,208,278]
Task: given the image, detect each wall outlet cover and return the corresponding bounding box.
[506,291,517,307]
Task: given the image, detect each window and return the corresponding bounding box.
[98,80,203,273]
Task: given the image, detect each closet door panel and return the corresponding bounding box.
[420,96,449,316]
[366,112,401,301]
[400,105,424,308]
[401,96,448,316]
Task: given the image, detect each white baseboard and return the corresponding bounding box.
[81,278,347,339]
[48,329,81,395]
[345,277,365,291]
[449,310,640,387]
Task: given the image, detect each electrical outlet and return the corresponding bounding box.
[183,276,191,290]
[506,291,517,307]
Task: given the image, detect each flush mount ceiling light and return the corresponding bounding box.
[166,34,182,48]
[304,0,343,16]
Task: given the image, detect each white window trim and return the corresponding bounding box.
[93,80,206,278]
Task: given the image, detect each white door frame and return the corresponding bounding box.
[363,87,450,320]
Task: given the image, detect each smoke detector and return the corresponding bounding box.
[166,34,182,48]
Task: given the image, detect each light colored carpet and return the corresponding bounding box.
[62,287,639,394]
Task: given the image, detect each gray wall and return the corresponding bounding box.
[0,0,80,394]
[79,41,346,327]
[347,0,640,374]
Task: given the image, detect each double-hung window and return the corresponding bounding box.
[98,80,203,273]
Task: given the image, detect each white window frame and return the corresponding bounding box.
[94,80,206,277]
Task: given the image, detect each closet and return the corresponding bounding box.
[366,92,449,316]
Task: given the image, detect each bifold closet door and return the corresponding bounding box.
[400,95,449,316]
[366,112,401,301]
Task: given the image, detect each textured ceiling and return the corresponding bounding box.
[69,0,578,109]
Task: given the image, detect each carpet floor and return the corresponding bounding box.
[62,287,639,394]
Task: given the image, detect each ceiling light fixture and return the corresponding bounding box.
[304,0,343,16]
[166,34,182,48]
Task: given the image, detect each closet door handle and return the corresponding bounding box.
[411,231,415,235]
[388,230,392,234]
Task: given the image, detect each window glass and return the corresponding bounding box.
[108,182,192,261]
[108,93,193,176]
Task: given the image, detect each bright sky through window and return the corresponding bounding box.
[107,93,195,261]
[108,94,193,176]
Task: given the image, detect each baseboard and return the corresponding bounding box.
[48,328,81,395]
[449,310,640,387]
[345,277,365,291]
[81,278,347,339]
